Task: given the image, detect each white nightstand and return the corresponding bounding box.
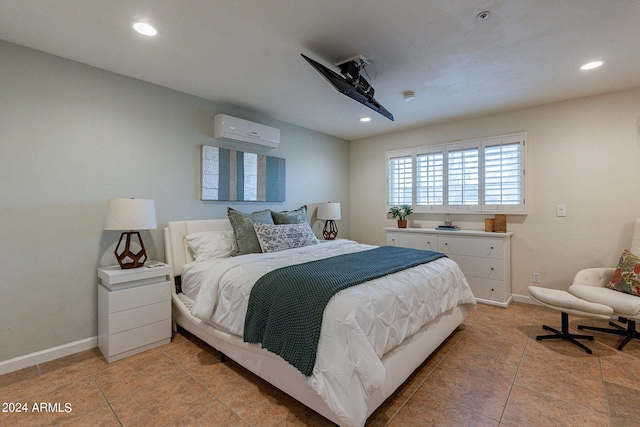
[97,262,172,362]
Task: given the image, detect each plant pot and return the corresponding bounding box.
[397,219,408,228]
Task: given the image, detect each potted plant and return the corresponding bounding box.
[388,204,413,228]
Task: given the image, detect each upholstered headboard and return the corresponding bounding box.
[164,219,233,278]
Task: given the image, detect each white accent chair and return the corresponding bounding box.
[528,286,613,354]
[569,218,640,350]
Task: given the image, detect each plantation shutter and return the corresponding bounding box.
[416,149,445,211]
[387,151,413,205]
[447,145,479,209]
[482,134,525,213]
[386,132,526,213]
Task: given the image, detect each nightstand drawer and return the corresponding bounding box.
[108,281,170,313]
[109,301,170,334]
[109,319,172,355]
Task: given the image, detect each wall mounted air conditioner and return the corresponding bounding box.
[213,114,280,152]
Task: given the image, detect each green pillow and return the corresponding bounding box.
[227,208,274,255]
[271,205,307,224]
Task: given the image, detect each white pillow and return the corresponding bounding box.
[185,230,235,261]
[253,222,318,253]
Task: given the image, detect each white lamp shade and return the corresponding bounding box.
[104,198,157,231]
[317,202,341,220]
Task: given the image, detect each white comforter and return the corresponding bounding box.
[181,239,476,427]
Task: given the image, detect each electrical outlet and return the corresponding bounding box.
[556,205,566,217]
[532,273,540,283]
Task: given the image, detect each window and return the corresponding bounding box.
[484,141,522,206]
[416,151,444,206]
[386,133,526,214]
[387,152,413,205]
[447,146,479,207]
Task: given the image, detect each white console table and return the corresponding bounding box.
[385,227,513,307]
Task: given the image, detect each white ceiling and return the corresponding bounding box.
[1,0,639,141]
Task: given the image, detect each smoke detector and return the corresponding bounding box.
[403,91,416,101]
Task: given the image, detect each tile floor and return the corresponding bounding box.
[1,302,640,426]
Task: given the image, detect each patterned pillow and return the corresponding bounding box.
[606,249,640,297]
[253,222,318,253]
[227,208,274,255]
[271,205,307,224]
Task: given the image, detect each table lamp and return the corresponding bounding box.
[317,202,341,240]
[104,198,157,269]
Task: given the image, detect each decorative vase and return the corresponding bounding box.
[397,219,408,228]
[484,219,494,232]
[494,214,507,233]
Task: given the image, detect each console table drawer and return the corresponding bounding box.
[386,232,437,250]
[466,277,506,303]
[385,227,512,307]
[438,235,504,259]
[448,254,505,280]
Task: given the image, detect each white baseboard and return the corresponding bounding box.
[0,295,539,376]
[0,336,98,376]
[512,293,536,305]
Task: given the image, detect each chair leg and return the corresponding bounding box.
[537,312,594,354]
[579,319,640,350]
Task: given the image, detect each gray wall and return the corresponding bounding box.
[0,40,350,362]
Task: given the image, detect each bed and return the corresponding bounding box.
[164,218,476,426]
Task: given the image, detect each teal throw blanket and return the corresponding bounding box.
[244,245,447,376]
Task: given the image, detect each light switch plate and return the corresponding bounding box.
[557,204,567,217]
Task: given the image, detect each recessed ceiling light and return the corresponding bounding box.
[476,11,491,21]
[580,60,604,71]
[132,22,158,36]
[359,117,371,122]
